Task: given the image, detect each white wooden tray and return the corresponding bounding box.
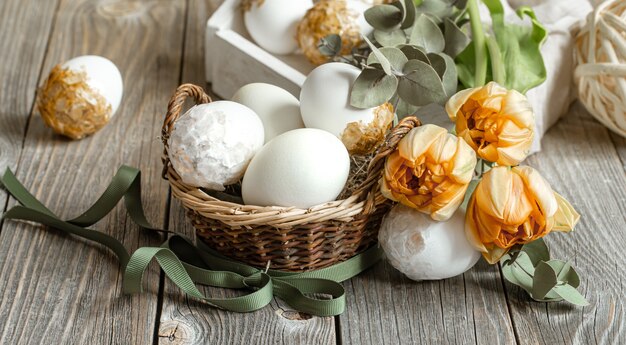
[205,0,315,99]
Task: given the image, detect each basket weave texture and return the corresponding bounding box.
[161,84,420,271]
[574,0,626,137]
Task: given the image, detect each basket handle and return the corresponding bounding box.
[161,84,212,179]
[351,116,421,209]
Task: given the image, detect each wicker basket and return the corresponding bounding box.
[161,84,420,271]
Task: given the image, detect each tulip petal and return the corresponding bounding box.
[431,182,466,221]
[477,142,500,164]
[475,167,511,219]
[501,174,534,226]
[502,89,535,129]
[465,195,488,252]
[429,133,457,164]
[552,192,580,232]
[446,87,480,121]
[450,137,477,184]
[399,125,448,162]
[482,245,509,264]
[513,166,558,218]
[379,178,399,202]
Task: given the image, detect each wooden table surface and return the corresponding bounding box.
[0,1,624,344]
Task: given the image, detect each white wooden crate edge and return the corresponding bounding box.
[205,0,313,99]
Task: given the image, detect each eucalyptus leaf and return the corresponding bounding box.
[532,261,558,299]
[444,18,470,58]
[409,14,445,53]
[318,34,343,57]
[415,0,454,20]
[401,0,416,29]
[547,260,580,288]
[399,45,430,64]
[398,59,447,105]
[367,47,408,72]
[501,252,534,292]
[427,52,457,96]
[552,285,589,306]
[521,238,550,266]
[365,4,403,31]
[374,29,407,47]
[392,0,408,24]
[351,69,399,108]
[363,36,393,75]
[396,98,419,118]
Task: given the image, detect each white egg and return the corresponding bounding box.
[379,205,481,281]
[62,55,123,115]
[300,62,393,154]
[232,83,304,143]
[37,55,123,139]
[300,63,372,137]
[242,128,350,208]
[244,0,313,55]
[168,101,264,191]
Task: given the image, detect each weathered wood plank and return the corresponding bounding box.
[0,0,187,343]
[157,2,336,344]
[506,103,626,344]
[0,0,59,213]
[609,132,626,172]
[340,255,516,345]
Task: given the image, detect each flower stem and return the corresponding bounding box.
[486,35,505,85]
[467,0,487,87]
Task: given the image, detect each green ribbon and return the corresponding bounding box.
[0,166,382,316]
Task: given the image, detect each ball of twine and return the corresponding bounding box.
[574,0,626,137]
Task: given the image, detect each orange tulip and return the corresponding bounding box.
[465,166,580,263]
[446,82,535,166]
[380,124,477,221]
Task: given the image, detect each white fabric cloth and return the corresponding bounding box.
[501,0,594,153]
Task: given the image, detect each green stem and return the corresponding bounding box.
[486,35,505,85]
[467,0,487,86]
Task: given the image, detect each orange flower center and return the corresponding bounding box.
[462,99,502,150]
[395,157,449,208]
[494,216,550,248]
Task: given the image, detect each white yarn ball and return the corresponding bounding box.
[378,204,480,281]
[574,0,626,137]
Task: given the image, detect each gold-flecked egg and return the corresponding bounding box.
[296,0,363,66]
[36,55,123,140]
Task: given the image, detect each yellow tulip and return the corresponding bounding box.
[465,166,580,264]
[380,124,477,221]
[446,82,535,166]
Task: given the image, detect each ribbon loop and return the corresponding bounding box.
[0,166,382,316]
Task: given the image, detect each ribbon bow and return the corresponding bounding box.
[0,166,381,316]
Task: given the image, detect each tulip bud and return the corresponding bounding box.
[380,124,477,221]
[446,82,535,166]
[465,166,580,263]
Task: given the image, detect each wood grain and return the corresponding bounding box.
[505,103,626,344]
[0,0,59,213]
[609,132,626,172]
[157,2,336,344]
[0,0,186,343]
[340,256,516,345]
